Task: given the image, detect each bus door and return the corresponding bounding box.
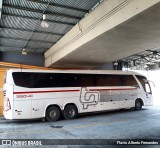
[144,82,153,105]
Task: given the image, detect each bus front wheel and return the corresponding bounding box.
[135,99,142,110]
[46,106,60,122]
[63,105,78,120]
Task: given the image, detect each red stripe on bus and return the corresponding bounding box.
[89,88,137,91]
[13,89,80,94]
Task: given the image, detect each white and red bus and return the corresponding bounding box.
[3,69,153,121]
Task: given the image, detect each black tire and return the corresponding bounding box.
[46,106,60,122]
[63,105,78,120]
[135,99,142,110]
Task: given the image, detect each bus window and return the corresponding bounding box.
[122,75,139,87]
[53,73,77,87]
[135,75,147,91]
[95,75,138,87]
[12,72,34,88]
[95,75,109,86]
[108,75,123,86]
[34,73,53,88]
[145,82,152,94]
[75,74,94,87]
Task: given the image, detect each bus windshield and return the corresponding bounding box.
[136,75,152,94]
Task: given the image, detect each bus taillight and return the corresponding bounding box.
[4,97,11,111]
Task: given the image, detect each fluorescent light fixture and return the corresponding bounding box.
[43,14,46,20]
[41,14,49,28]
[41,21,49,28]
[22,48,27,55]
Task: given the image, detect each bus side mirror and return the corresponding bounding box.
[146,80,155,87]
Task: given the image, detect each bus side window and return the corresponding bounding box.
[77,74,94,87]
[135,75,147,90]
[71,74,81,87]
[34,73,53,88]
[95,75,109,86]
[13,72,34,88]
[53,73,79,87]
[122,75,139,87]
[108,75,123,86]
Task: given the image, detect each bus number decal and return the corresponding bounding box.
[16,95,33,98]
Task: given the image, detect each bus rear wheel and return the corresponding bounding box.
[63,105,78,120]
[135,99,142,110]
[46,106,60,122]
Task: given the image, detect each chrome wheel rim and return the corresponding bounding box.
[68,109,75,117]
[50,110,56,118]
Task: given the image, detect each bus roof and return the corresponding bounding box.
[7,69,145,76]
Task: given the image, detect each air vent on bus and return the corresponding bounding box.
[3,90,6,97]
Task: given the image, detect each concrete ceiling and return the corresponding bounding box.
[51,2,160,68]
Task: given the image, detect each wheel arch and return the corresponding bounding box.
[45,104,61,116]
[64,103,79,113]
[135,98,144,106]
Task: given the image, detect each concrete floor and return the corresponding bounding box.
[0,106,160,147]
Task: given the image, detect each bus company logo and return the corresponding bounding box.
[16,95,33,98]
[80,92,100,109]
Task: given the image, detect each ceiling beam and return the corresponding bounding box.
[3,4,81,20]
[0,36,55,44]
[27,0,89,13]
[0,26,64,36]
[2,13,75,26]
